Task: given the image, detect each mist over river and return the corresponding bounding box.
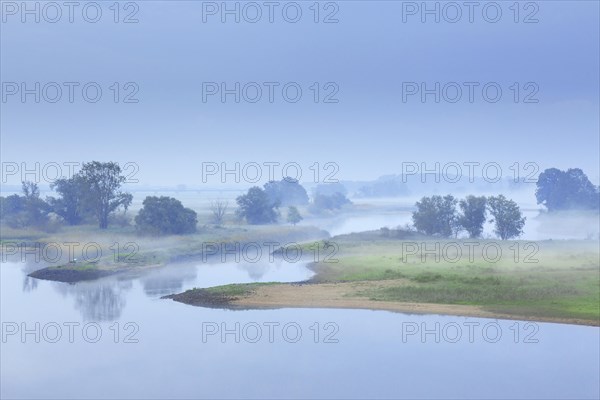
[305,197,599,241]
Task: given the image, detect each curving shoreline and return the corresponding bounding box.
[28,266,122,283]
[163,280,600,327]
[16,232,598,327]
[27,263,164,283]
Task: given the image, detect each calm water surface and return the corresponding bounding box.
[1,259,599,399]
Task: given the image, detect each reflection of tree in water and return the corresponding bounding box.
[237,262,268,280]
[21,258,52,292]
[141,267,197,297]
[55,279,132,321]
[75,280,132,321]
[22,276,38,292]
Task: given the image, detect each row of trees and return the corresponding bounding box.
[412,194,526,240]
[12,164,584,239]
[0,182,51,229]
[136,166,596,233]
[134,185,307,230]
[234,179,351,225]
[1,162,132,230]
[0,170,348,233]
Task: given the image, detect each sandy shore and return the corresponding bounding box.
[168,280,599,327]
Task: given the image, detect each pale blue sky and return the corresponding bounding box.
[1,1,598,186]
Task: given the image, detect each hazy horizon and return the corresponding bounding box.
[2,1,599,186]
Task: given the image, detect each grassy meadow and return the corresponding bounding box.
[291,234,600,322]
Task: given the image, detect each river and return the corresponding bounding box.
[1,257,599,399]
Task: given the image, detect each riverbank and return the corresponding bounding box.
[27,261,165,283]
[164,280,599,326]
[165,233,600,326]
[1,224,329,283]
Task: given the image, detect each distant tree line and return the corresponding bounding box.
[234,178,352,225]
[0,181,52,230]
[412,194,526,240]
[1,169,355,233]
[12,164,587,238]
[1,162,132,230]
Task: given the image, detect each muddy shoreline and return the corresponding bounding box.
[163,280,600,327]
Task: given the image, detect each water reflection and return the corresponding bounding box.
[22,276,38,292]
[235,261,269,280]
[53,279,132,321]
[18,256,314,321]
[141,267,198,297]
[2,260,599,399]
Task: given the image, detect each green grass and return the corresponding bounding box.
[0,225,47,241]
[312,238,600,322]
[203,282,278,296]
[69,264,98,271]
[204,283,255,296]
[198,239,599,321]
[6,220,598,323]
